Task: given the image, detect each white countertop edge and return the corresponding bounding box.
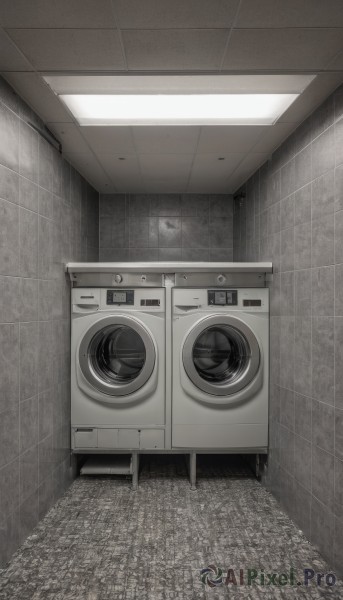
[66,261,273,274]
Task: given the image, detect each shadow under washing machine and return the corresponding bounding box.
[172,287,269,451]
[71,287,166,452]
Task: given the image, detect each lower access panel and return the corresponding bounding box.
[172,424,268,449]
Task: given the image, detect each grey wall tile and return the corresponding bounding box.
[312,266,334,316]
[294,222,311,269]
[335,264,343,316]
[209,195,233,218]
[210,248,233,261]
[0,276,20,323]
[335,210,343,264]
[19,121,38,184]
[38,137,53,192]
[19,489,38,543]
[20,396,38,454]
[100,194,126,217]
[0,164,19,204]
[294,269,311,316]
[129,194,150,218]
[0,323,19,415]
[158,247,182,261]
[279,425,294,476]
[19,322,38,401]
[294,145,312,191]
[38,188,53,220]
[312,446,334,511]
[280,227,294,272]
[335,117,343,167]
[280,271,294,315]
[280,194,294,230]
[129,248,159,261]
[312,317,334,404]
[311,95,334,140]
[0,102,19,172]
[181,194,209,217]
[19,177,38,213]
[294,434,311,490]
[312,126,335,179]
[335,317,343,410]
[181,217,208,248]
[158,217,181,248]
[209,218,233,248]
[335,164,343,212]
[311,214,334,268]
[294,183,311,225]
[334,458,343,520]
[312,170,334,220]
[182,248,209,261]
[279,388,294,431]
[19,208,38,278]
[312,400,334,454]
[20,444,38,503]
[151,194,181,216]
[0,198,19,276]
[0,407,19,469]
[280,159,295,199]
[295,393,312,441]
[294,317,312,397]
[38,391,53,443]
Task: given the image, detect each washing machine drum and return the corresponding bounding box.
[183,315,260,396]
[79,316,155,396]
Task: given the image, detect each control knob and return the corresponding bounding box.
[217,274,226,284]
[113,274,123,284]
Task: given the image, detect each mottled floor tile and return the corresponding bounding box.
[0,455,341,599]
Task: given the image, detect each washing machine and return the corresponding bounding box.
[172,287,269,450]
[71,287,166,451]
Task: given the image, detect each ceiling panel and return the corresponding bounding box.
[138,153,194,178]
[81,127,136,154]
[0,0,116,28]
[4,72,73,122]
[113,0,239,29]
[6,29,126,71]
[132,126,199,154]
[223,28,343,71]
[63,152,113,192]
[0,29,32,71]
[236,0,343,28]
[121,29,229,70]
[47,123,94,154]
[99,153,144,186]
[228,153,270,191]
[249,122,296,153]
[196,126,265,154]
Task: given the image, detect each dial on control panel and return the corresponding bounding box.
[113,274,123,284]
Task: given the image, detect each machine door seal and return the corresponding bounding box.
[182,315,260,396]
[79,315,155,396]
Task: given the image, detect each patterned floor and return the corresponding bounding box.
[0,455,341,599]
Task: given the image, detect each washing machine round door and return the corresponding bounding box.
[79,316,155,396]
[182,315,260,396]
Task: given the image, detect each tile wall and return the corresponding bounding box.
[0,76,99,566]
[99,193,233,261]
[233,84,343,573]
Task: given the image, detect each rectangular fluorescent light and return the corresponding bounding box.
[60,93,298,126]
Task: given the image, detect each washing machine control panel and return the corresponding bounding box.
[208,290,238,306]
[106,290,134,305]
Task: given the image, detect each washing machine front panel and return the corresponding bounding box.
[182,314,260,397]
[79,315,155,397]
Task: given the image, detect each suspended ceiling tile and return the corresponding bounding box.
[223,28,343,70]
[236,0,343,28]
[121,29,229,70]
[63,152,113,191]
[187,179,231,193]
[6,29,126,71]
[98,153,144,186]
[132,126,199,154]
[138,153,194,178]
[113,0,239,29]
[140,180,186,193]
[191,153,245,179]
[250,122,296,153]
[228,153,270,191]
[81,126,136,154]
[0,29,33,71]
[279,72,343,123]
[0,0,116,28]
[197,126,265,154]
[47,123,94,154]
[3,72,74,122]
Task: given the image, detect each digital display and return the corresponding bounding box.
[243,299,262,307]
[113,292,126,303]
[215,291,226,305]
[106,290,134,305]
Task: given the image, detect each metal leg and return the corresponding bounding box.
[190,452,197,490]
[255,454,260,479]
[132,452,139,490]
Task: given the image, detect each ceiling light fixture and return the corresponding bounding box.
[44,74,315,127]
[60,93,298,126]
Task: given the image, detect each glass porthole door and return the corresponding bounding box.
[79,316,155,396]
[182,315,260,396]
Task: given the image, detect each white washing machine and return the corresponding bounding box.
[71,287,166,451]
[172,287,269,450]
